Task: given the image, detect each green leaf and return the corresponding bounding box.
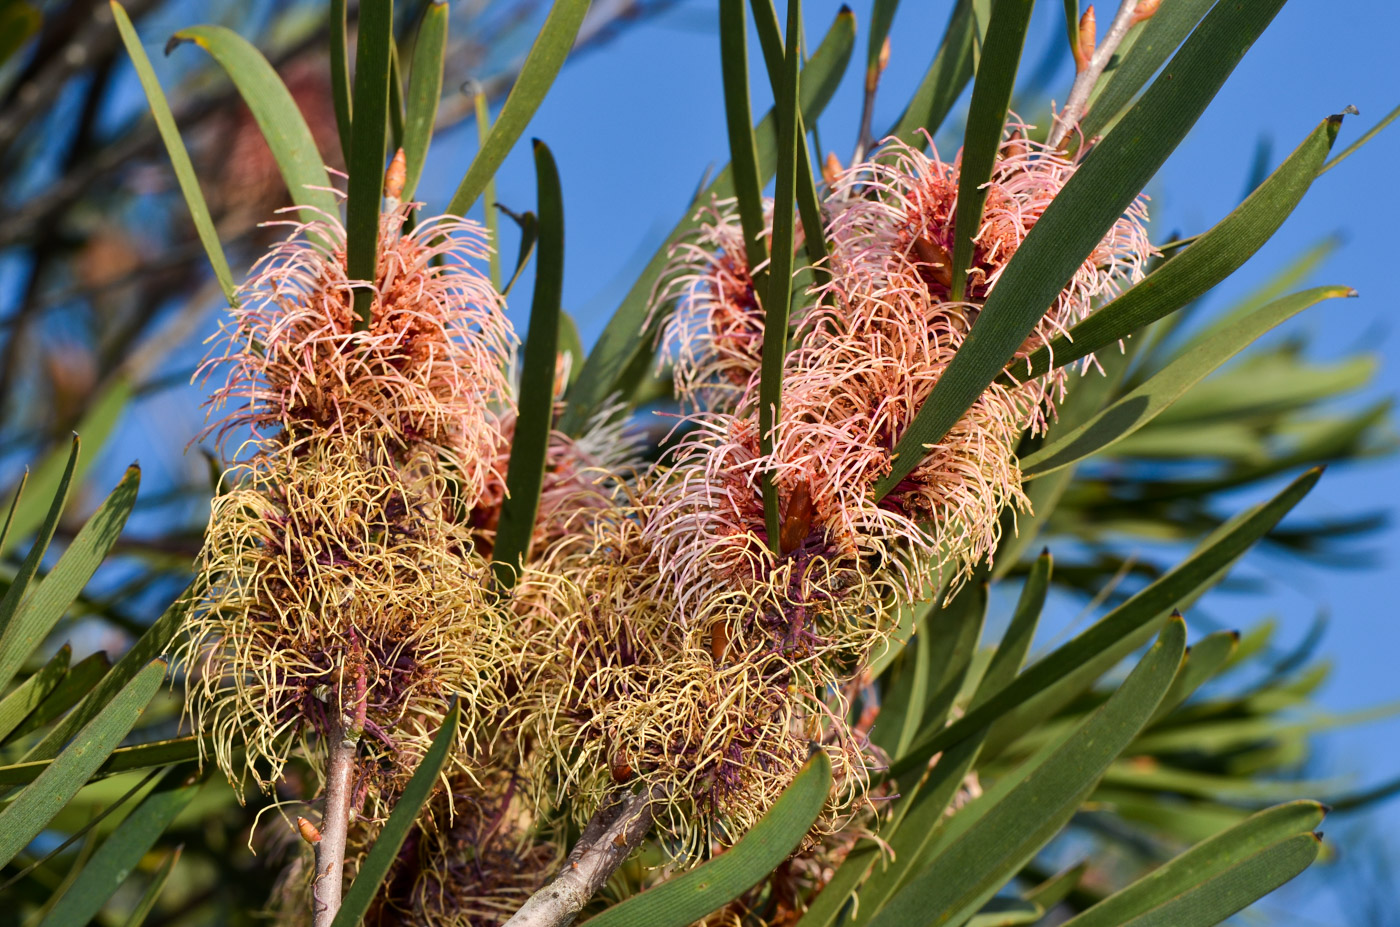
[0,469,24,553]
[559,312,584,387]
[120,846,180,927]
[2,380,133,557]
[5,652,112,745]
[1020,286,1352,477]
[0,437,80,646]
[501,207,540,296]
[346,0,394,330]
[330,0,353,165]
[559,8,854,436]
[1023,861,1088,913]
[949,0,1034,301]
[1076,830,1322,927]
[0,645,70,743]
[446,0,590,216]
[868,619,1186,927]
[0,735,205,787]
[492,141,563,588]
[110,3,235,305]
[888,468,1319,779]
[887,0,975,144]
[855,566,1041,917]
[0,659,165,867]
[37,774,199,927]
[23,587,192,764]
[757,0,803,552]
[1322,100,1400,174]
[1018,116,1343,380]
[585,750,832,927]
[1079,0,1213,141]
[719,0,768,277]
[966,898,1042,927]
[870,0,900,76]
[874,0,1291,499]
[0,465,140,692]
[167,26,339,223]
[748,0,830,280]
[401,0,448,200]
[1150,629,1238,724]
[332,700,460,926]
[793,843,879,927]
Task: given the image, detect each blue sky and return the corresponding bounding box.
[64,0,1400,921]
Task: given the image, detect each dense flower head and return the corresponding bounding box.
[199,199,516,505]
[656,198,771,413]
[177,432,510,815]
[510,499,870,861]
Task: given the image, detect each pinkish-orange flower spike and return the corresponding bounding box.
[198,200,516,505]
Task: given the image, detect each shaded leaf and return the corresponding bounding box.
[168,25,339,223]
[401,0,448,200]
[585,750,832,927]
[445,0,590,215]
[110,3,235,304]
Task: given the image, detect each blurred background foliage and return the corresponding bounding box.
[0,0,1397,925]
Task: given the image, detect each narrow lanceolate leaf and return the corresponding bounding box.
[758,0,803,552]
[1074,828,1322,927]
[949,0,1034,301]
[2,380,132,557]
[492,141,563,589]
[0,437,80,644]
[1024,861,1089,913]
[332,701,461,927]
[966,899,1041,927]
[749,0,830,278]
[1150,629,1238,724]
[0,471,24,553]
[330,0,353,165]
[1079,0,1214,142]
[1021,286,1352,477]
[168,26,339,222]
[560,8,854,436]
[446,0,590,215]
[874,0,1291,499]
[889,468,1319,779]
[0,466,140,692]
[0,645,70,742]
[868,620,1187,927]
[346,0,394,330]
[110,3,235,305]
[24,588,192,764]
[0,659,165,868]
[5,652,111,744]
[1019,116,1344,380]
[121,847,181,927]
[402,0,448,200]
[585,750,832,927]
[719,0,768,276]
[1323,100,1400,173]
[888,0,975,143]
[37,776,200,927]
[0,735,205,787]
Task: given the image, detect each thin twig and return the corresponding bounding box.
[503,788,657,927]
[312,725,358,927]
[1047,0,1139,149]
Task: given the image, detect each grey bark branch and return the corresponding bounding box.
[503,788,657,927]
[312,727,358,927]
[1047,0,1139,149]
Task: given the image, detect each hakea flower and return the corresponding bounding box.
[199,196,516,504]
[273,769,563,927]
[655,198,774,413]
[510,497,870,862]
[470,399,642,558]
[650,119,1153,626]
[176,433,512,817]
